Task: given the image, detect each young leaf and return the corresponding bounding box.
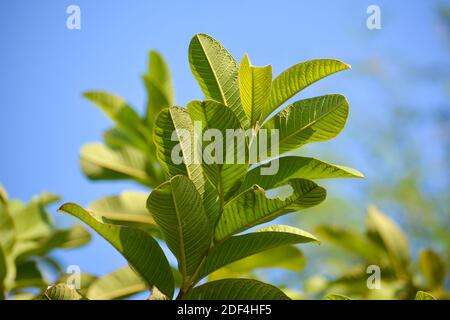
[86,266,147,300]
[215,179,326,240]
[42,284,87,300]
[263,59,350,120]
[184,279,290,300]
[418,249,446,289]
[263,94,349,154]
[198,225,317,278]
[187,100,248,200]
[238,54,272,126]
[146,175,212,277]
[189,33,249,127]
[59,203,174,298]
[144,51,175,127]
[240,156,363,191]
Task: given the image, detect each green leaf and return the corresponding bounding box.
[415,291,436,300]
[366,205,410,277]
[0,184,7,205]
[187,100,248,200]
[263,59,350,120]
[0,244,7,295]
[199,225,317,278]
[83,91,144,140]
[103,127,136,149]
[88,191,158,233]
[238,54,272,126]
[418,249,446,289]
[8,198,53,241]
[0,198,15,251]
[184,279,290,300]
[263,94,349,154]
[58,272,98,296]
[189,33,248,127]
[144,51,174,127]
[0,244,16,295]
[153,107,219,223]
[13,260,47,290]
[59,203,174,298]
[80,143,153,186]
[325,293,351,300]
[208,245,305,281]
[215,179,326,240]
[240,156,363,191]
[315,225,385,262]
[86,266,147,300]
[146,175,212,278]
[13,224,91,261]
[42,284,86,300]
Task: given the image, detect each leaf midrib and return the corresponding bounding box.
[196,35,227,105]
[171,184,187,277]
[276,98,345,147]
[217,185,320,240]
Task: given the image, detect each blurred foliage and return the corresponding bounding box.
[307,206,448,300]
[0,184,91,299]
[281,3,450,300]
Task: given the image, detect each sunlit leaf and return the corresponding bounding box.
[153,107,219,223]
[208,245,305,281]
[146,175,212,277]
[184,279,290,300]
[80,143,154,186]
[199,225,317,278]
[238,54,272,126]
[263,94,349,154]
[143,51,174,127]
[88,191,158,233]
[42,284,87,300]
[187,100,248,200]
[86,266,147,300]
[240,156,363,191]
[83,91,145,144]
[415,291,436,300]
[325,293,351,300]
[263,59,350,120]
[59,203,174,298]
[189,33,248,127]
[215,179,326,240]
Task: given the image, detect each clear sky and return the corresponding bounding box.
[1,0,448,290]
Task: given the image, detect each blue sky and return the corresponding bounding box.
[1,0,448,287]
